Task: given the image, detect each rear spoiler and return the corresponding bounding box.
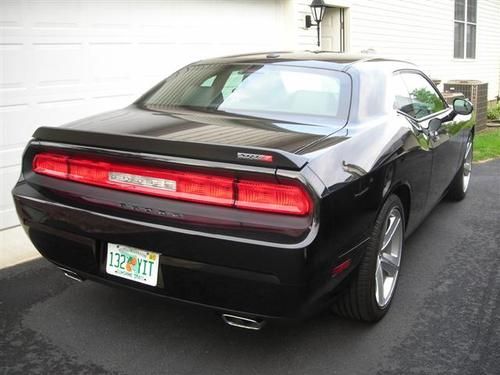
[32,127,308,170]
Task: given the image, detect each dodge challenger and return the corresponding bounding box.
[12,52,474,330]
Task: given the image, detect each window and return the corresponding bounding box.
[140,64,352,125]
[200,75,216,87]
[393,75,413,114]
[221,71,245,99]
[393,72,446,120]
[454,0,477,58]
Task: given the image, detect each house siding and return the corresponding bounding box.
[293,0,500,100]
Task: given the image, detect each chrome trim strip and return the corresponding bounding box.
[17,193,320,249]
[338,237,370,258]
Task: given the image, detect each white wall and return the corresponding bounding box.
[293,0,500,99]
[0,0,292,229]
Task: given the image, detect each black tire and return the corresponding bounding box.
[332,194,405,322]
[447,136,473,201]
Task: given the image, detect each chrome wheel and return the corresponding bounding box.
[375,207,403,308]
[463,139,473,193]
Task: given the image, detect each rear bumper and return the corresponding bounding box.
[13,181,330,319]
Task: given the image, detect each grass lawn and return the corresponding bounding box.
[474,128,500,162]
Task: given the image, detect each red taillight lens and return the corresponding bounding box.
[33,153,68,178]
[68,159,234,206]
[236,180,311,215]
[32,152,312,216]
[69,158,109,185]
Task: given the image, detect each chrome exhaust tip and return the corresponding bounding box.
[221,314,265,331]
[58,267,84,282]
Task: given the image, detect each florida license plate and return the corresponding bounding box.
[106,243,160,286]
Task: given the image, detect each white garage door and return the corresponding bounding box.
[0,0,290,229]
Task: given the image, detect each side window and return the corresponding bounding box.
[393,75,413,116]
[399,73,447,119]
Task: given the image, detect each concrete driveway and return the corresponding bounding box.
[1,159,499,375]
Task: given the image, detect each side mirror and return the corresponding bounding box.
[453,98,474,115]
[428,118,442,135]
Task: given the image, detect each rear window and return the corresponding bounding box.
[138,64,351,125]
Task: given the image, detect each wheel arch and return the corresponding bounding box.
[388,183,411,230]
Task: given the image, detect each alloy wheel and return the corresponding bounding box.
[375,207,403,308]
[463,139,473,193]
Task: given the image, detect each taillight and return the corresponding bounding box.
[236,180,310,215]
[32,152,312,216]
[67,158,234,206]
[32,153,68,179]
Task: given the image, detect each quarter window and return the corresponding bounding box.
[454,0,477,58]
[393,73,447,120]
[393,75,413,115]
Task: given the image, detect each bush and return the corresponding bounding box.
[487,104,500,120]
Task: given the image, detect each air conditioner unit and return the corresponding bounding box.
[443,80,488,130]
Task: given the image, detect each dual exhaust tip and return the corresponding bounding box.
[59,267,265,330]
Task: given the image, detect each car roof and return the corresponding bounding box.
[195,51,416,72]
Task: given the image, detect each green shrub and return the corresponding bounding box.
[487,104,500,120]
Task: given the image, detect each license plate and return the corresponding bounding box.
[106,243,160,286]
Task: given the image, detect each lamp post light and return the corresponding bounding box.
[305,0,328,47]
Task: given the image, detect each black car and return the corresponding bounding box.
[12,52,474,330]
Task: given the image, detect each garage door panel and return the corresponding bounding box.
[89,43,133,83]
[34,43,84,86]
[29,0,83,29]
[0,105,34,147]
[0,44,28,89]
[86,1,132,30]
[0,147,24,168]
[0,0,23,29]
[35,99,88,129]
[0,0,289,229]
[32,90,84,104]
[136,42,177,80]
[87,95,134,115]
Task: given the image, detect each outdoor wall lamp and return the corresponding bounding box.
[305,0,328,47]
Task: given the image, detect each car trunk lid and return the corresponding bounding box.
[32,106,345,170]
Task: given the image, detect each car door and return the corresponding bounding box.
[391,72,434,232]
[397,71,463,208]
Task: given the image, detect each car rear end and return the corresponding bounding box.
[12,56,358,322]
[12,133,326,320]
